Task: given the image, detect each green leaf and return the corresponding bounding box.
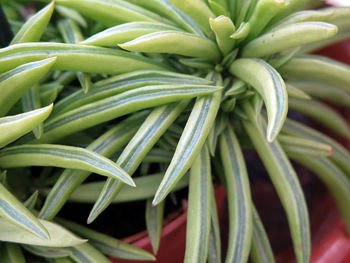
[0,183,49,240]
[146,198,164,254]
[0,218,85,247]
[288,97,350,139]
[24,191,39,210]
[219,125,252,263]
[11,1,55,44]
[0,57,56,116]
[153,91,222,205]
[290,155,350,234]
[52,70,210,116]
[242,22,337,58]
[250,205,275,263]
[279,55,350,93]
[55,5,87,28]
[282,118,350,178]
[243,103,310,263]
[68,243,110,263]
[56,217,155,261]
[0,105,52,148]
[167,0,215,36]
[21,85,43,139]
[88,102,188,222]
[184,145,212,263]
[208,184,221,263]
[0,144,135,186]
[31,83,220,144]
[287,80,350,107]
[55,0,171,27]
[58,173,188,204]
[22,245,72,258]
[285,83,311,100]
[230,58,287,142]
[82,21,180,46]
[245,0,288,41]
[0,243,26,263]
[119,31,221,62]
[279,134,333,157]
[266,9,335,32]
[209,16,236,55]
[0,43,167,74]
[39,113,146,220]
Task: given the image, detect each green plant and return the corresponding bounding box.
[0,0,350,262]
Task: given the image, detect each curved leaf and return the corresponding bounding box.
[129,0,204,35]
[0,57,56,116]
[0,183,49,240]
[81,21,181,46]
[0,218,85,247]
[289,97,350,139]
[0,144,134,186]
[282,118,350,177]
[243,102,310,263]
[146,199,164,254]
[30,83,219,144]
[220,125,252,263]
[242,22,337,58]
[289,155,350,233]
[11,1,55,44]
[0,105,52,148]
[39,113,146,220]
[184,145,212,263]
[287,80,350,107]
[0,43,167,74]
[56,217,155,261]
[230,58,288,142]
[279,55,350,92]
[250,205,275,263]
[153,91,221,205]
[88,102,189,222]
[55,0,171,27]
[119,31,221,62]
[0,243,25,263]
[68,243,110,263]
[167,0,215,36]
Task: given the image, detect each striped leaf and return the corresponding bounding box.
[119,31,221,62]
[0,218,85,247]
[88,102,188,222]
[288,97,350,139]
[0,144,134,186]
[39,113,146,220]
[282,118,350,176]
[0,183,48,240]
[289,155,350,233]
[56,217,155,261]
[146,199,165,254]
[230,58,287,142]
[243,102,310,263]
[220,125,252,263]
[184,145,212,263]
[0,105,52,148]
[0,57,56,116]
[0,43,167,74]
[27,83,220,144]
[250,205,275,263]
[11,1,55,44]
[153,91,221,205]
[279,55,350,93]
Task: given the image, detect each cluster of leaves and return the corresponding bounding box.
[0,0,350,262]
